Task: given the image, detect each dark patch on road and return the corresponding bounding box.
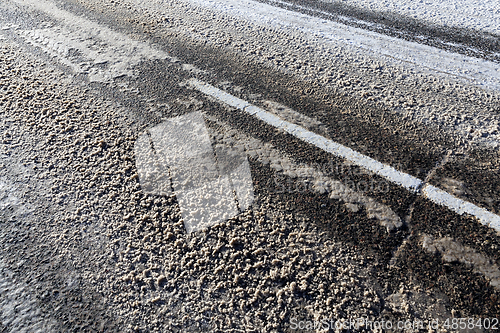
[428,149,500,215]
[410,197,500,266]
[389,235,500,318]
[10,0,500,325]
[0,214,121,333]
[391,196,500,318]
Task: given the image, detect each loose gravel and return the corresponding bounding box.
[0,35,467,332]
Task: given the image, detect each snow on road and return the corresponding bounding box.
[1,0,500,330]
[10,0,174,82]
[117,0,500,151]
[188,78,500,233]
[321,0,500,35]
[0,262,57,333]
[6,0,500,232]
[183,0,500,91]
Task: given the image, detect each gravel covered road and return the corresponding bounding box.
[0,0,499,332]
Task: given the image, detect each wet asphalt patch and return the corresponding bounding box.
[427,150,500,215]
[249,160,410,264]
[55,0,500,221]
[391,236,500,318]
[0,177,121,332]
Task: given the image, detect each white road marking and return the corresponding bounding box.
[7,0,500,232]
[188,78,500,233]
[422,185,500,231]
[205,114,403,231]
[261,100,330,138]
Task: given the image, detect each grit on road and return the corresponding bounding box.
[0,0,499,332]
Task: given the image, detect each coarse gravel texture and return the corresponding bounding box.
[77,0,500,150]
[3,0,500,330]
[0,38,386,331]
[0,35,471,332]
[204,113,403,232]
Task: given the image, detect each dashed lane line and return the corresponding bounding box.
[187,78,500,233]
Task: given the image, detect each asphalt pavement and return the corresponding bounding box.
[0,0,499,331]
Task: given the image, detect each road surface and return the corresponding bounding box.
[0,0,499,331]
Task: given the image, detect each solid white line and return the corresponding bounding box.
[187,78,500,233]
[245,104,423,191]
[10,0,500,231]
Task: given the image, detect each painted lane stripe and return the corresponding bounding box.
[190,78,422,193]
[187,78,500,232]
[10,0,173,82]
[8,0,500,231]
